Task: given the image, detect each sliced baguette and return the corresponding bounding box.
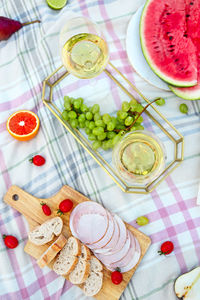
[28,217,63,245]
[90,256,103,273]
[82,255,103,297]
[69,259,90,284]
[83,272,103,297]
[37,234,67,268]
[53,236,81,275]
[80,244,91,261]
[68,244,91,284]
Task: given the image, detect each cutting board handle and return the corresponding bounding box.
[3,185,60,228]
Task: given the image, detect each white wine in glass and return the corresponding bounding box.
[60,17,109,79]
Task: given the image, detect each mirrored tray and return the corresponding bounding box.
[42,62,184,194]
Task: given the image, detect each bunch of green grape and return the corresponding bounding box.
[61,96,144,151]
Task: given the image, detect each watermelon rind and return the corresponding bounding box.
[139,0,197,88]
[169,85,200,101]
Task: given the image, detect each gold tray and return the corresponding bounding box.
[42,62,184,194]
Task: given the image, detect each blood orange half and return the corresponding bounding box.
[7,110,40,141]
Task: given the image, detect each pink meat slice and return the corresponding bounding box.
[95,230,131,266]
[107,234,141,273]
[69,201,108,244]
[87,212,115,251]
[100,214,127,256]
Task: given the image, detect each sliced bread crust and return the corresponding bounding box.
[53,236,81,275]
[83,272,103,297]
[69,259,90,284]
[37,234,67,268]
[28,217,63,245]
[53,255,78,275]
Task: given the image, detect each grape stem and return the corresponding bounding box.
[115,97,161,133]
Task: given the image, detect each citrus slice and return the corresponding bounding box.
[46,0,67,10]
[7,110,40,141]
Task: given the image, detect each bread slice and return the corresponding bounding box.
[28,217,63,245]
[69,259,90,284]
[82,255,103,297]
[83,272,103,297]
[53,255,78,275]
[68,244,91,284]
[37,234,67,268]
[90,256,103,273]
[80,244,91,261]
[53,236,81,275]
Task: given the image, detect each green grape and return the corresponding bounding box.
[112,134,122,146]
[69,97,75,104]
[80,104,88,113]
[107,131,116,139]
[89,121,95,130]
[136,216,149,226]
[115,124,126,130]
[125,116,133,126]
[117,110,128,120]
[92,140,102,150]
[76,97,84,105]
[102,141,109,150]
[94,113,101,121]
[111,117,117,125]
[62,110,69,121]
[122,101,130,112]
[68,111,77,119]
[70,119,78,128]
[92,127,104,136]
[135,104,143,113]
[130,126,137,131]
[97,132,107,141]
[119,130,126,136]
[102,113,111,124]
[91,104,100,114]
[78,114,86,123]
[64,95,71,103]
[107,121,115,131]
[130,103,137,112]
[85,128,91,135]
[79,122,85,128]
[74,99,81,109]
[136,115,143,123]
[88,134,96,141]
[179,103,188,114]
[85,120,90,128]
[64,102,71,111]
[106,140,113,148]
[129,99,138,105]
[86,111,93,120]
[155,97,165,106]
[95,120,105,128]
[135,124,144,130]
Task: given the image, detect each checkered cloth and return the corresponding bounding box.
[0,0,200,299]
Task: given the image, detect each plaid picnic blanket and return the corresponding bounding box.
[0,0,200,299]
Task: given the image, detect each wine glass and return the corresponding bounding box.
[59,16,109,79]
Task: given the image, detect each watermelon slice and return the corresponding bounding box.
[140,0,198,88]
[169,0,200,100]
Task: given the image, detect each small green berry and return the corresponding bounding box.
[155,98,165,106]
[179,103,188,114]
[136,216,149,226]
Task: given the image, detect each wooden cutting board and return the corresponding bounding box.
[4,185,151,300]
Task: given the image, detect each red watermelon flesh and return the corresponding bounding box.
[170,0,200,99]
[140,0,198,87]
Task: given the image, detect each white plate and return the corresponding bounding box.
[126,6,170,91]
